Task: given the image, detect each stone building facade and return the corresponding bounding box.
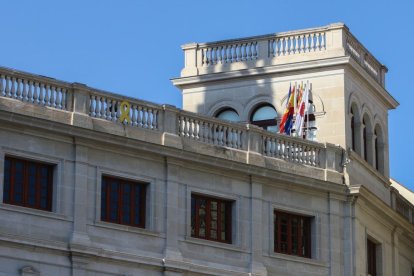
[0,23,413,276]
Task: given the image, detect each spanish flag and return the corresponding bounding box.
[279,84,295,134]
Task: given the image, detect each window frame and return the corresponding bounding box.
[215,108,240,122]
[250,104,278,131]
[100,175,147,228]
[273,210,312,258]
[3,156,54,212]
[191,193,233,244]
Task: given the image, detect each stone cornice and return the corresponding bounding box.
[0,108,346,197]
[349,185,414,240]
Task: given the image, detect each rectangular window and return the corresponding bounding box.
[274,210,311,258]
[367,239,377,276]
[101,176,146,228]
[3,156,53,211]
[191,194,232,243]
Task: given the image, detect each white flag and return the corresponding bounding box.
[293,83,309,137]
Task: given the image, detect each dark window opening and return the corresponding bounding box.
[191,194,232,243]
[274,210,311,258]
[367,239,377,276]
[363,118,368,161]
[101,176,146,228]
[3,156,53,211]
[351,108,355,151]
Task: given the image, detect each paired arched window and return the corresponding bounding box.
[350,104,385,174]
[250,104,278,132]
[216,108,240,122]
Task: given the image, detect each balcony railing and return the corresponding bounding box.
[180,23,387,87]
[0,66,343,174]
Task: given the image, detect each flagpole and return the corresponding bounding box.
[306,81,310,140]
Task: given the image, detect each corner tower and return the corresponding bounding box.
[172,23,398,201]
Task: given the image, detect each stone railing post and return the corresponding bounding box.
[180,43,199,77]
[326,22,348,53]
[256,39,270,66]
[323,143,343,171]
[245,124,265,166]
[161,105,183,149]
[71,83,93,129]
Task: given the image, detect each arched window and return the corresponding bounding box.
[374,124,385,174]
[362,117,368,161]
[250,104,278,132]
[216,108,240,122]
[349,103,361,155]
[350,107,355,151]
[362,114,373,165]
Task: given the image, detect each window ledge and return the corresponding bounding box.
[181,236,248,253]
[264,252,328,267]
[0,203,71,222]
[91,221,164,238]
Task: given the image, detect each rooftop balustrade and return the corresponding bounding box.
[0,66,344,176]
[180,23,387,87]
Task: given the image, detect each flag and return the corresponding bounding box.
[293,83,309,136]
[279,84,295,134]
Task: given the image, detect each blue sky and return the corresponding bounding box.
[1,0,413,190]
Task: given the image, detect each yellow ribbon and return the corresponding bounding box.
[119,101,131,123]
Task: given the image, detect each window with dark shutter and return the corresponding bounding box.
[3,156,53,211]
[101,176,146,228]
[191,194,232,243]
[274,210,311,258]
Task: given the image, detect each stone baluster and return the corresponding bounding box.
[45,84,51,106]
[152,109,158,129]
[94,96,100,117]
[231,45,236,62]
[321,32,326,49]
[15,78,22,99]
[130,105,136,126]
[148,108,153,128]
[10,77,16,98]
[235,44,241,61]
[223,45,228,63]
[284,37,289,55]
[190,118,195,137]
[38,83,44,105]
[310,33,315,51]
[55,87,61,108]
[116,101,121,121]
[0,75,4,96]
[247,43,253,60]
[182,117,188,137]
[109,99,115,121]
[316,33,321,51]
[106,98,113,120]
[99,97,105,118]
[5,76,11,97]
[21,79,28,101]
[141,107,147,128]
[49,86,55,107]
[294,36,299,54]
[61,88,67,110]
[305,34,310,52]
[27,80,34,102]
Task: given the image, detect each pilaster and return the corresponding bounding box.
[249,176,267,276]
[163,157,183,265]
[70,142,91,247]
